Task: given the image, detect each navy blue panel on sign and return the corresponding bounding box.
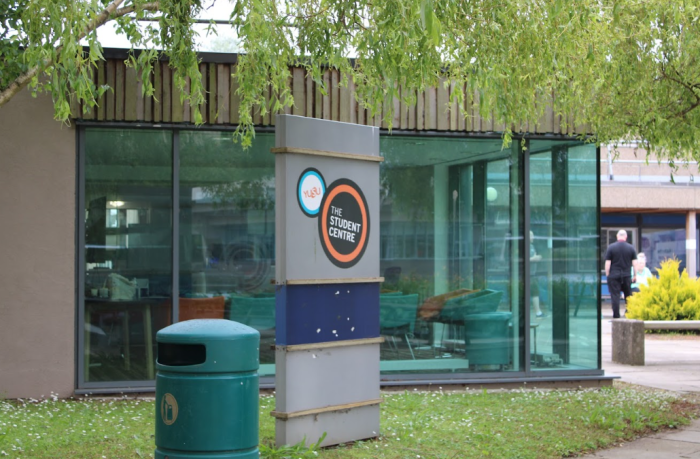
[275,283,380,345]
[275,285,288,344]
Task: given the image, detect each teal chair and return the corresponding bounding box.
[229,295,276,333]
[380,294,420,359]
[436,290,509,366]
[439,289,503,321]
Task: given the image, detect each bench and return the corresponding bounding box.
[612,319,700,365]
[643,320,700,331]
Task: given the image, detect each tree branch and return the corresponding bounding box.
[0,1,160,109]
[115,2,160,19]
[659,64,700,119]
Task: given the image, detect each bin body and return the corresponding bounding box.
[463,312,512,366]
[155,319,260,459]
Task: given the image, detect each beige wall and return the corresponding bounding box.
[601,144,700,211]
[602,183,700,210]
[0,89,76,398]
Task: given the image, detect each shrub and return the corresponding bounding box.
[627,258,700,320]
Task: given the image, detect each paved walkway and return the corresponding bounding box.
[579,311,700,458]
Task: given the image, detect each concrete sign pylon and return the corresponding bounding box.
[272,115,383,447]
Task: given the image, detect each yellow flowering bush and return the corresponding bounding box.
[627,258,700,321]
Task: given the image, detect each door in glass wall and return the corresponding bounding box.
[447,156,524,372]
[378,137,523,374]
[179,132,276,375]
[83,129,173,382]
[529,141,599,371]
[601,228,637,270]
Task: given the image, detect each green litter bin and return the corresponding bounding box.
[463,312,512,367]
[155,319,260,459]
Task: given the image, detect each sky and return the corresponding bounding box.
[94,1,240,52]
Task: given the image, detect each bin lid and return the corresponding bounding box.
[156,319,260,373]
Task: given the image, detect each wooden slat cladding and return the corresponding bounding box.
[124,66,137,121]
[75,57,585,135]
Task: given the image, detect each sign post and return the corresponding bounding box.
[272,115,382,447]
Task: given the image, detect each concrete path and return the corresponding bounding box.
[583,419,700,458]
[578,311,700,458]
[602,313,700,393]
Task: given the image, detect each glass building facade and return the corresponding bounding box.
[601,213,694,275]
[79,127,600,389]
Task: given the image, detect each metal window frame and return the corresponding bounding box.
[77,126,177,391]
[75,123,604,392]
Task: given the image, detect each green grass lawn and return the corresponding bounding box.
[1,385,698,459]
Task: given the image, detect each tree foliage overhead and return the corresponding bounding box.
[2,0,700,159]
[591,2,700,162]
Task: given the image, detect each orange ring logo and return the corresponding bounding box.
[318,179,370,268]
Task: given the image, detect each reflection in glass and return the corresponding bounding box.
[179,132,276,368]
[641,228,687,273]
[378,137,524,373]
[83,129,173,382]
[81,129,601,384]
[528,141,599,371]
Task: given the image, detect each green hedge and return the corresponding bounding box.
[627,258,700,321]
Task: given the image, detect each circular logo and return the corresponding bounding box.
[160,393,179,426]
[318,179,370,268]
[297,168,326,217]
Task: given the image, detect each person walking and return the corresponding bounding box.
[529,231,546,318]
[604,230,638,318]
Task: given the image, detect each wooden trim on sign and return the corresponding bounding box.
[284,277,385,285]
[278,337,385,353]
[271,147,384,162]
[270,398,383,420]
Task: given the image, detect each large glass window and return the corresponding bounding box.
[178,131,276,374]
[81,129,600,386]
[641,228,686,273]
[529,141,599,371]
[82,129,173,382]
[601,214,689,274]
[378,137,524,373]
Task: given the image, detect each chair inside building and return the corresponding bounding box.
[380,293,421,359]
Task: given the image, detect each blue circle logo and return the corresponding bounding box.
[297,168,326,217]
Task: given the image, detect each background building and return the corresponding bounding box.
[601,143,699,279]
